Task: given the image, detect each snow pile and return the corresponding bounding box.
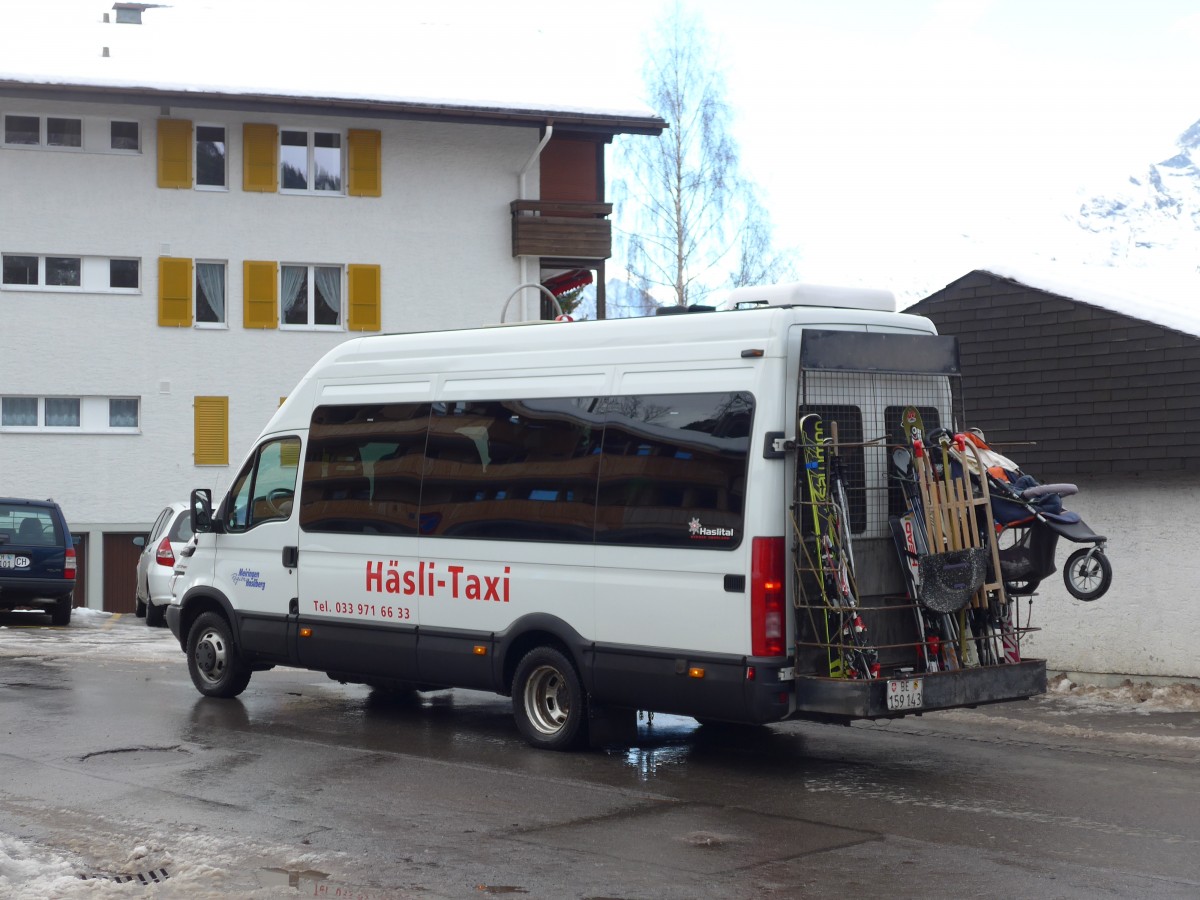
[1048,673,1200,715]
[0,827,346,898]
[0,607,181,664]
[0,835,87,897]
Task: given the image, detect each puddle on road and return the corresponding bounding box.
[260,867,400,898]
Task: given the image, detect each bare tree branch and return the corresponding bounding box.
[612,2,795,310]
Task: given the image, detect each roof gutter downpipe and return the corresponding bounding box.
[517,121,553,321]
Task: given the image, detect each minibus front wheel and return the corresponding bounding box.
[187,611,252,698]
[512,646,586,751]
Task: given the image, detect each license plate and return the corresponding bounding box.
[887,677,923,711]
[0,554,31,569]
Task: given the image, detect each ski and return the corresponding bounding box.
[799,413,877,680]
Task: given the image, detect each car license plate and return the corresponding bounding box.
[0,553,30,569]
[887,677,923,711]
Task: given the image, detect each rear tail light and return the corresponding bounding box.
[64,545,77,580]
[155,537,176,567]
[750,536,786,657]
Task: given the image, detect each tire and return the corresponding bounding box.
[49,596,72,627]
[186,612,252,698]
[145,600,166,628]
[511,646,586,751]
[1064,547,1112,601]
[135,599,147,618]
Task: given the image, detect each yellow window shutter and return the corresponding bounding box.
[347,264,381,331]
[194,396,229,465]
[157,119,193,189]
[347,129,382,197]
[243,260,279,328]
[243,123,278,192]
[158,257,193,327]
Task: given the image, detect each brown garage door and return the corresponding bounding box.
[102,532,143,613]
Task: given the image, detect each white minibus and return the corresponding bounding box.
[167,284,1046,749]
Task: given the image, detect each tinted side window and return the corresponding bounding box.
[594,392,753,549]
[301,404,431,535]
[421,398,602,542]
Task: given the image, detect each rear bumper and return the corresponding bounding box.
[793,659,1047,720]
[0,577,74,605]
[166,604,182,641]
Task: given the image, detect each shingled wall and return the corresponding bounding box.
[906,270,1200,478]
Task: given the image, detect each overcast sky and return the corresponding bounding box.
[13,0,1200,300]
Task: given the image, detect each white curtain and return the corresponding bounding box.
[45,398,79,427]
[314,266,341,325]
[196,263,225,323]
[281,266,307,323]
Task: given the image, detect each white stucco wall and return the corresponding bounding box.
[1019,470,1199,679]
[1,94,543,605]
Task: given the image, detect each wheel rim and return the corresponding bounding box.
[194,628,229,686]
[1071,558,1102,592]
[523,664,570,736]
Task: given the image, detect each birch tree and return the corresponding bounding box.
[614,3,793,308]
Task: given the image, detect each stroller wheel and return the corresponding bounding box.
[1064,547,1112,601]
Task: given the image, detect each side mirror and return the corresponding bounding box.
[190,488,214,534]
[132,535,146,548]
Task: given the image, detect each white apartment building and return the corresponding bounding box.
[0,1,666,611]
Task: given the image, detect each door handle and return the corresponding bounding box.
[282,546,299,568]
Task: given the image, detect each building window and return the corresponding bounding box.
[45,257,81,287]
[47,117,82,148]
[3,254,137,293]
[1,397,38,426]
[44,398,80,427]
[109,398,139,428]
[196,261,226,325]
[2,115,83,148]
[111,120,140,151]
[0,397,133,432]
[196,125,226,188]
[280,130,342,192]
[109,259,139,289]
[281,264,341,328]
[2,255,37,285]
[4,115,39,145]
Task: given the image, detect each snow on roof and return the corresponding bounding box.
[0,0,665,129]
[958,263,1200,339]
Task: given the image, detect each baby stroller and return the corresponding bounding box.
[971,441,1111,602]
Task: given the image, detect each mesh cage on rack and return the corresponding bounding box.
[788,329,1014,679]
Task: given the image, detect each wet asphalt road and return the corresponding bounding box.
[2,611,1199,899]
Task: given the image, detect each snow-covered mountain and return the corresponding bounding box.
[1073,119,1200,272]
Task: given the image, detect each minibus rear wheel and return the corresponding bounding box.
[187,611,252,698]
[512,646,586,750]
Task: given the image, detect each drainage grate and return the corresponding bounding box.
[78,867,171,885]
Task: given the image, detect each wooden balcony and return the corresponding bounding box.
[510,200,613,260]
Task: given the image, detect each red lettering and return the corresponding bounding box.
[366,560,382,593]
[483,575,499,602]
[448,565,464,597]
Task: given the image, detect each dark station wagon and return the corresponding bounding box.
[0,497,76,625]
